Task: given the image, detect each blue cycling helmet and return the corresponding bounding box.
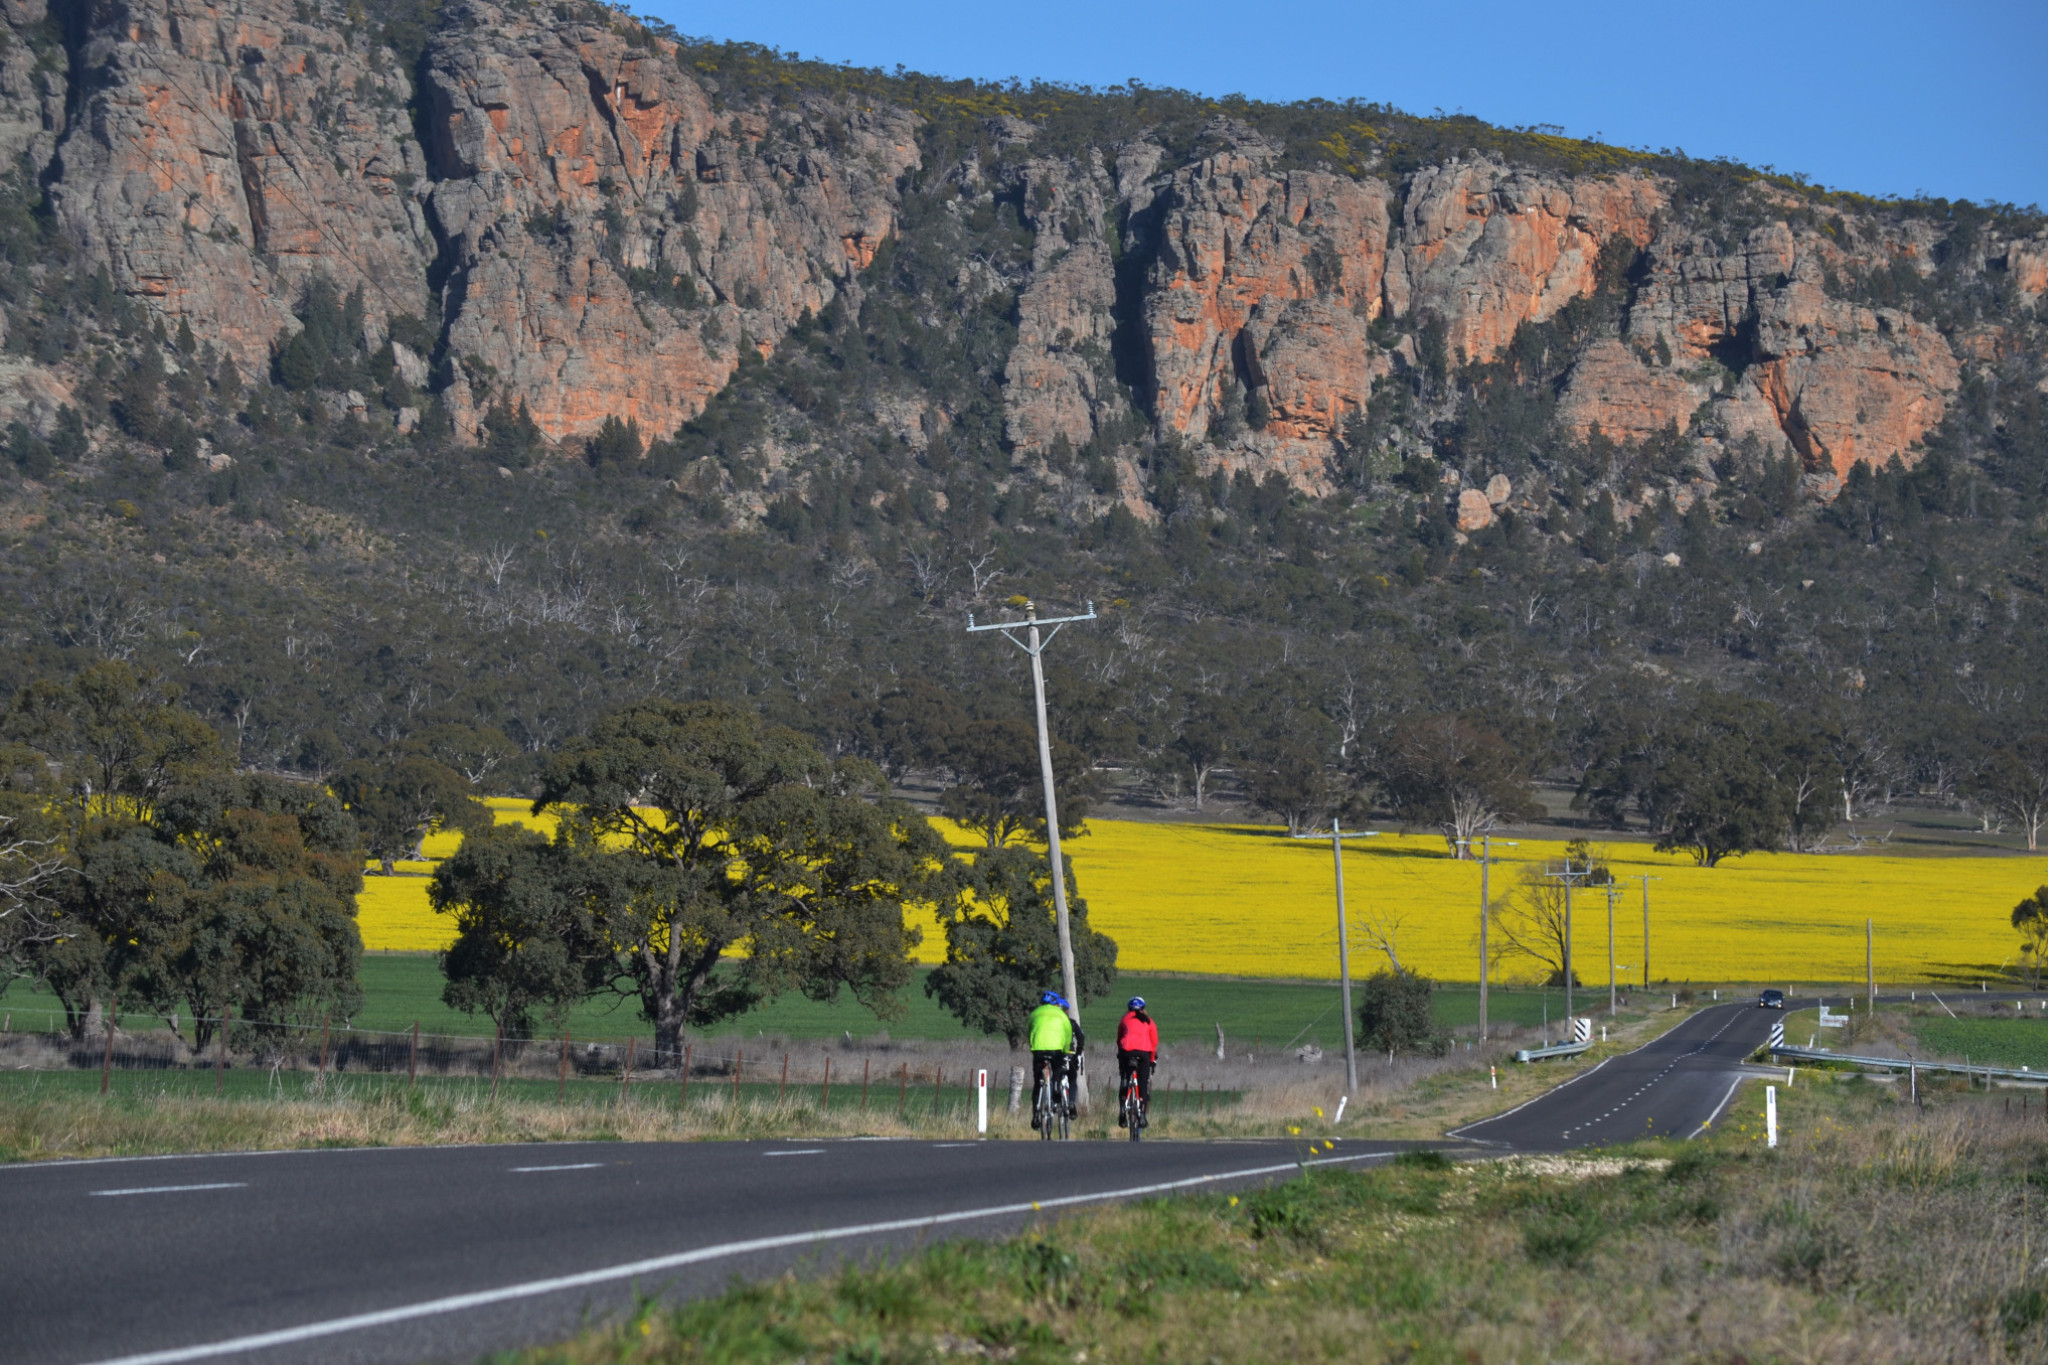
[1127,996,1146,1011]
[1040,991,1064,1006]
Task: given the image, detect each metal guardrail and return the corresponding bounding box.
[1768,1044,2048,1085]
[1514,1041,1592,1063]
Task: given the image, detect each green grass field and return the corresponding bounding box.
[1910,1017,2048,1070]
[0,955,1587,1052]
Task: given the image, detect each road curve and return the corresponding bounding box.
[0,1136,1431,1365]
[1450,1000,1783,1151]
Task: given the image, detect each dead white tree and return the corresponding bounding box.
[0,816,71,969]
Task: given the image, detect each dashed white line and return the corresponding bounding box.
[510,1164,604,1173]
[1551,1007,1753,1141]
[89,1183,248,1198]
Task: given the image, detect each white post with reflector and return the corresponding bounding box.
[1766,1084,1778,1149]
[977,1069,988,1135]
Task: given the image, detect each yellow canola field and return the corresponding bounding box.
[356,802,2047,985]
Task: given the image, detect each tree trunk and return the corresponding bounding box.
[653,991,683,1067]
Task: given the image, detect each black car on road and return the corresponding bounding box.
[1759,989,1785,1009]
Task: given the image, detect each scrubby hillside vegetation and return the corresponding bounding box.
[0,0,2044,846]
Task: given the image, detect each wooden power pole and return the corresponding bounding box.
[968,598,1097,1102]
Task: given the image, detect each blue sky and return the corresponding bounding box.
[635,0,2045,210]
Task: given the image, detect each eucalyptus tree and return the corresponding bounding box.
[531,700,952,1061]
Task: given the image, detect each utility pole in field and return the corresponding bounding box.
[1293,821,1379,1096]
[1637,875,1660,988]
[1455,836,1517,1041]
[1604,882,1621,1016]
[1867,917,1875,1015]
[967,599,1096,1093]
[1547,860,1596,1028]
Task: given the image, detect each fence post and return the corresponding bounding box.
[622,1037,636,1100]
[898,1063,908,1119]
[733,1048,742,1105]
[558,1031,570,1101]
[318,1013,331,1086]
[861,1056,870,1112]
[821,1056,832,1111]
[934,1066,943,1118]
[680,1043,691,1110]
[409,1021,419,1091]
[779,1053,788,1103]
[489,1022,503,1100]
[100,997,117,1095]
[216,1005,231,1096]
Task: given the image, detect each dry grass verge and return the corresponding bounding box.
[0,1002,1700,1162]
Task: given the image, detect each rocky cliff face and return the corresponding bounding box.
[1391,159,1661,361]
[8,0,2038,506]
[1134,140,1393,491]
[0,0,66,179]
[1615,220,1960,482]
[51,0,435,368]
[41,0,912,442]
[420,0,915,442]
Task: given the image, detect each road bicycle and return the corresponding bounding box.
[1035,1060,1072,1140]
[1120,1064,1147,1142]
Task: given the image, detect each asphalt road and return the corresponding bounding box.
[1449,998,1784,1151]
[0,1135,1431,1365]
[4,997,1867,1365]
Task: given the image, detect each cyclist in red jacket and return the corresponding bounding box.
[1116,996,1158,1128]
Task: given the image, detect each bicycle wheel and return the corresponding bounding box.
[1125,1082,1142,1142]
[1036,1077,1054,1140]
[1057,1077,1072,1140]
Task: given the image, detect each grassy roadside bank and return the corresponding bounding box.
[0,998,1706,1162]
[0,1069,1258,1163]
[506,1075,2048,1364]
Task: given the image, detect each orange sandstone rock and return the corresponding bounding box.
[1557,340,1708,444]
[1143,145,1393,450]
[422,1,917,444]
[1391,160,1661,361]
[52,0,436,371]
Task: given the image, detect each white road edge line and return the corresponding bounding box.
[510,1164,604,1173]
[763,1149,825,1157]
[88,1183,248,1198]
[1444,1058,1612,1139]
[1688,1076,1747,1141]
[73,1152,1392,1365]
[1446,1000,1755,1144]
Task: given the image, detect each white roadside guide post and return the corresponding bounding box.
[967,599,1096,1106]
[1766,1084,1778,1149]
[977,1069,988,1135]
[1292,821,1378,1101]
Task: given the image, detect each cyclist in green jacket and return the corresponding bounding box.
[1028,991,1084,1127]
